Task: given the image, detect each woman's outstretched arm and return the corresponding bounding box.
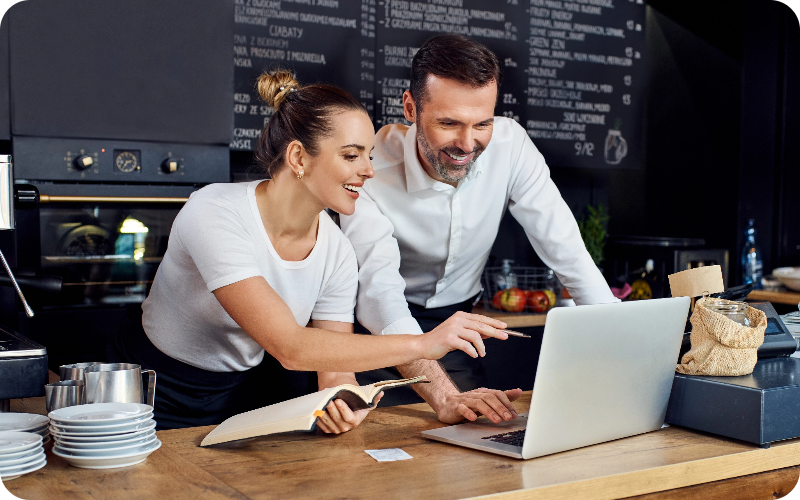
[213,276,509,373]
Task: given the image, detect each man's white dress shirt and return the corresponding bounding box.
[340,117,617,337]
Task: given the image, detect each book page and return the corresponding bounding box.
[201,376,428,445]
[203,389,339,445]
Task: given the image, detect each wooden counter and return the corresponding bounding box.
[5,393,800,499]
[749,289,800,306]
[472,307,547,328]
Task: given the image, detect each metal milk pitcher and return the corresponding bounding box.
[83,363,156,407]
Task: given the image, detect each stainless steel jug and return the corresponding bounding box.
[83,363,156,407]
[45,380,85,413]
[59,362,103,382]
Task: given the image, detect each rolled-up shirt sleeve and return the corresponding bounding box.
[340,188,425,336]
[506,127,618,306]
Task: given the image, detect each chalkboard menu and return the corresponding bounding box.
[232,0,646,170]
[522,0,646,169]
[231,0,376,151]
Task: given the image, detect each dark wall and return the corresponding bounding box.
[738,0,783,278]
[7,0,233,145]
[738,0,800,274]
[618,4,742,250]
[600,1,798,286]
[780,3,800,268]
[644,0,800,283]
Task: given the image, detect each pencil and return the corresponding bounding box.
[502,329,531,338]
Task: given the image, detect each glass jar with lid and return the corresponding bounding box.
[705,299,751,327]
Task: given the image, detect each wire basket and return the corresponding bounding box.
[481,266,557,313]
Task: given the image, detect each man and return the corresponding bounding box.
[340,34,617,425]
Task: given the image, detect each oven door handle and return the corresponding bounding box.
[39,195,189,203]
[0,274,62,295]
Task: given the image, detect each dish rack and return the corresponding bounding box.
[481,266,557,312]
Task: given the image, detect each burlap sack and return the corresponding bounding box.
[676,297,767,376]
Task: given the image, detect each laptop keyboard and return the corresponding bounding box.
[482,429,526,447]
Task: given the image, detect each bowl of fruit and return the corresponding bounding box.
[484,266,558,314]
[490,287,556,313]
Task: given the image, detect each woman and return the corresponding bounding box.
[112,70,510,432]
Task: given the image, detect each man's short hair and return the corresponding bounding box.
[410,34,501,111]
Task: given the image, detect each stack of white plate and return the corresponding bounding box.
[0,431,46,481]
[783,311,800,335]
[0,413,50,444]
[49,403,161,469]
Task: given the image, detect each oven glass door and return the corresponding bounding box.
[39,203,182,306]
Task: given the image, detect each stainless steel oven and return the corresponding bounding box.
[10,138,227,368]
[12,136,228,310]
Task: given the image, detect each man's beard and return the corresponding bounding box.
[416,122,483,183]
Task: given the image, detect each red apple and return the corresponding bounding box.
[528,290,550,313]
[493,287,527,312]
[492,290,504,310]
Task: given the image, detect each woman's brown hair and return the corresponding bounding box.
[254,69,366,177]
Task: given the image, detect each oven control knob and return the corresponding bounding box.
[73,155,94,170]
[161,158,179,173]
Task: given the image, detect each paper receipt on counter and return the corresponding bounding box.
[364,448,413,462]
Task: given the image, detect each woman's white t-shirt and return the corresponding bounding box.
[142,180,358,372]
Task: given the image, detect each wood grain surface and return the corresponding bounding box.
[621,465,800,500]
[749,289,800,306]
[472,307,547,328]
[5,393,800,500]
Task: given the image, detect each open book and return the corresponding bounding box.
[200,376,429,446]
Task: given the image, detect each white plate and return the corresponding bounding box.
[0,414,50,433]
[28,423,50,433]
[53,439,161,469]
[0,450,45,468]
[0,447,43,465]
[50,412,153,431]
[0,432,43,455]
[50,416,155,434]
[0,446,42,461]
[49,412,153,432]
[20,425,49,438]
[0,453,46,475]
[49,403,153,425]
[48,425,155,442]
[56,430,155,449]
[55,435,157,456]
[0,455,46,480]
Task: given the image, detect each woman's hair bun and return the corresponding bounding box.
[257,69,300,109]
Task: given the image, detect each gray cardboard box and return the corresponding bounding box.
[666,357,800,446]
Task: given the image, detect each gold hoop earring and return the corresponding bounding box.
[297,170,304,180]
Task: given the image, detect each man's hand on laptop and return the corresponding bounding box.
[437,388,523,424]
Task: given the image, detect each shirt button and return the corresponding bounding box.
[448,257,455,264]
[453,228,459,235]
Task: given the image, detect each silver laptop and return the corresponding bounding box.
[422,297,691,459]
